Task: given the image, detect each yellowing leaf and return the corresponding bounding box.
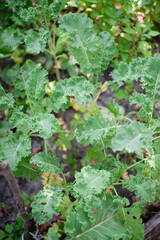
[71,101,80,111]
[101,81,108,92]
[42,172,63,186]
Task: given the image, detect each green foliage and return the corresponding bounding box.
[111,121,153,154]
[0,132,31,171]
[64,194,127,239]
[60,13,116,74]
[51,76,94,112]
[10,111,59,138]
[0,86,14,110]
[75,0,160,61]
[123,175,156,203]
[29,113,59,139]
[73,166,111,197]
[0,1,160,239]
[24,29,49,53]
[76,115,115,145]
[0,28,22,50]
[31,185,63,224]
[30,152,61,174]
[120,204,144,239]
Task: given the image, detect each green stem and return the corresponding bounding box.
[44,139,48,153]
[113,186,119,196]
[153,135,160,141]
[126,158,145,171]
[47,24,60,81]
[30,133,40,137]
[61,171,67,187]
[100,137,107,158]
[153,131,160,134]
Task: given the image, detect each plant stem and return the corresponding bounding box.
[126,158,145,171]
[48,25,60,81]
[153,135,160,141]
[0,161,32,240]
[44,139,48,153]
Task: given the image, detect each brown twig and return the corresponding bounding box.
[0,161,32,239]
[91,159,117,168]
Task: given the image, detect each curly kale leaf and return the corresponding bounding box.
[30,152,61,174]
[147,139,160,170]
[29,113,59,139]
[0,132,31,171]
[0,85,14,110]
[76,115,115,146]
[24,29,49,53]
[130,93,152,121]
[111,57,148,87]
[10,111,59,139]
[120,204,144,240]
[123,175,156,203]
[60,13,116,74]
[31,185,63,224]
[73,166,111,197]
[112,121,153,154]
[142,53,160,100]
[65,193,127,239]
[14,156,42,182]
[13,60,48,104]
[0,28,22,50]
[51,76,94,112]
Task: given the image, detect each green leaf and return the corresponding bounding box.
[65,194,127,239]
[130,93,152,121]
[2,64,20,85]
[49,0,68,22]
[19,7,38,24]
[112,121,153,154]
[111,57,148,86]
[10,111,59,138]
[60,13,102,74]
[51,77,94,112]
[51,91,70,113]
[26,66,48,104]
[0,132,31,171]
[5,224,13,233]
[98,31,116,70]
[30,152,61,174]
[124,28,135,34]
[14,156,41,182]
[24,29,49,53]
[74,166,111,197]
[0,230,6,239]
[120,204,144,239]
[111,62,129,87]
[148,30,160,36]
[1,28,22,50]
[47,228,60,240]
[31,185,63,224]
[106,99,120,117]
[129,57,148,81]
[60,13,116,74]
[76,115,115,145]
[123,175,156,203]
[147,140,160,170]
[29,113,59,139]
[9,111,30,131]
[142,53,160,100]
[0,85,14,110]
[14,60,48,104]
